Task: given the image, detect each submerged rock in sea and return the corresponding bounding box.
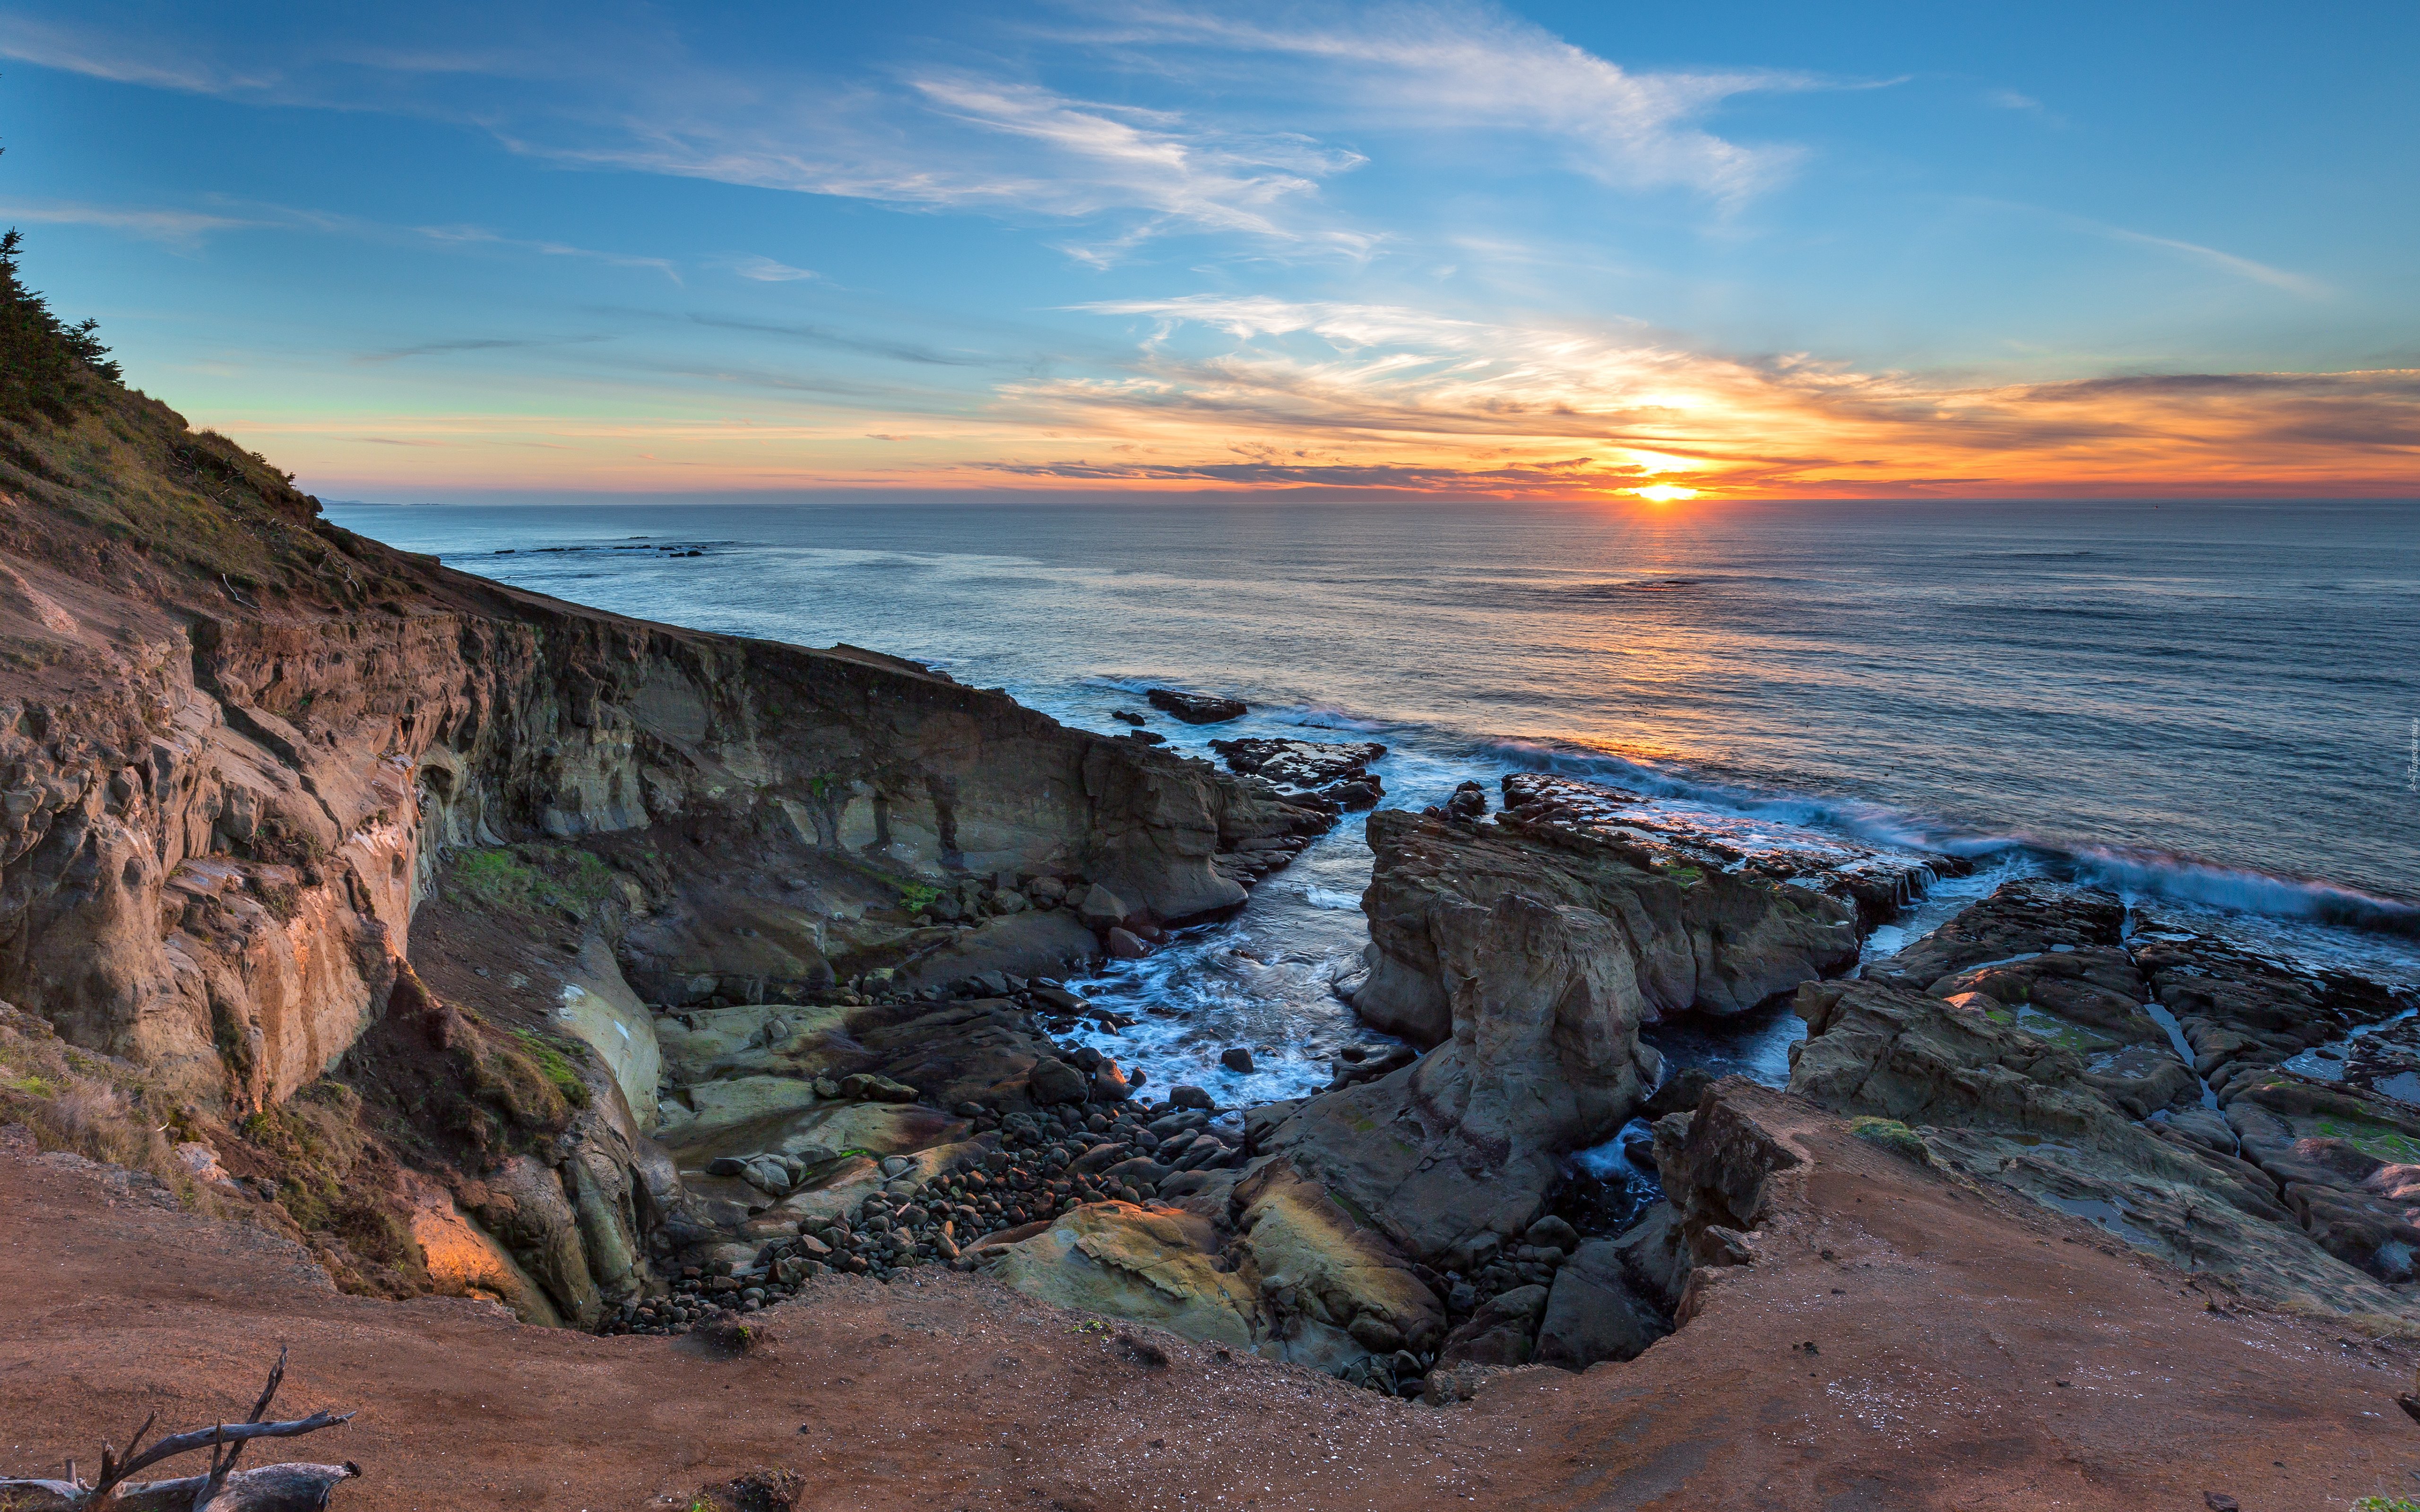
[1147,688,1248,724]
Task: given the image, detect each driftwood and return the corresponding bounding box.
[0,1349,358,1511]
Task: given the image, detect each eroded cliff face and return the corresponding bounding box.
[3,585,1294,1108]
[0,380,1309,1324]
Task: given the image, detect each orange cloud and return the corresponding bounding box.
[227,301,2420,499]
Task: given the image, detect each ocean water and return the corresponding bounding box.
[331,499,2420,1103]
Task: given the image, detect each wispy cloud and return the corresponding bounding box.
[511,75,1374,265]
[731,255,819,282]
[0,193,685,284]
[0,198,263,248]
[1079,1,1811,198]
[411,224,681,282]
[683,312,986,367]
[4,2,1811,264]
[357,335,614,364]
[2101,227,2324,296]
[1967,198,2326,297]
[0,14,281,94]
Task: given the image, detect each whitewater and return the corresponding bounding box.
[331,497,2420,1102]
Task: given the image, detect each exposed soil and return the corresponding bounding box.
[9,1093,2420,1511]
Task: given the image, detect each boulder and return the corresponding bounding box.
[1606,1204,1690,1313]
[1524,1214,1579,1251]
[1078,884,1133,932]
[1170,1084,1214,1111]
[1209,738,1386,790]
[472,1153,603,1327]
[1862,880,2123,992]
[1091,1060,1135,1103]
[1234,1160,1446,1355]
[1106,927,1151,959]
[1436,1284,1550,1367]
[883,910,1105,996]
[404,1175,562,1326]
[1653,1082,1804,1238]
[1220,1047,1256,1074]
[1146,688,1248,724]
[1533,1239,1670,1369]
[1027,1057,1089,1106]
[1498,773,1956,931]
[1435,781,1487,821]
[1102,1156,1175,1189]
[838,1072,918,1102]
[1030,983,1087,1013]
[1791,959,2420,1320]
[980,1202,1264,1347]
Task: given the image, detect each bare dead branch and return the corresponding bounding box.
[190,1345,290,1506]
[107,1412,352,1486]
[2,1355,355,1511]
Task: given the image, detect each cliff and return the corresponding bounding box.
[0,358,1314,1321]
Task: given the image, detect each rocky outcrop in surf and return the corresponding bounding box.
[1254,886,1662,1263]
[1349,791,1868,1047]
[1210,736,1386,810]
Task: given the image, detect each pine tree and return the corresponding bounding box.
[0,227,122,424]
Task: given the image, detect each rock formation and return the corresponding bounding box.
[1351,792,1867,1046]
[1256,887,1660,1265]
[0,370,1324,1328]
[1791,880,2420,1317]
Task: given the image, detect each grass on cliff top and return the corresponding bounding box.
[0,1002,210,1207]
[0,227,420,612]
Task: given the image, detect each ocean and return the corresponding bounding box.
[330,498,2420,1104]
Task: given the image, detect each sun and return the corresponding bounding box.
[1626,484,1701,504]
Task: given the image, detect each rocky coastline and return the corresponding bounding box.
[6,358,2420,1506]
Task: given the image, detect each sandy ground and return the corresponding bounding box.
[6,1093,2419,1512]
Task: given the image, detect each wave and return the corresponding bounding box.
[2053,847,2420,939]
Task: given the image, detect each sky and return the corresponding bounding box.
[3,0,2416,502]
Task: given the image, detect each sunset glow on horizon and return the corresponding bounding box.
[5,2,2413,503]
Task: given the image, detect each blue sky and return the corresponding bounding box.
[4,0,2414,499]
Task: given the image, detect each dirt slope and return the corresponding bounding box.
[8,1085,2416,1512]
